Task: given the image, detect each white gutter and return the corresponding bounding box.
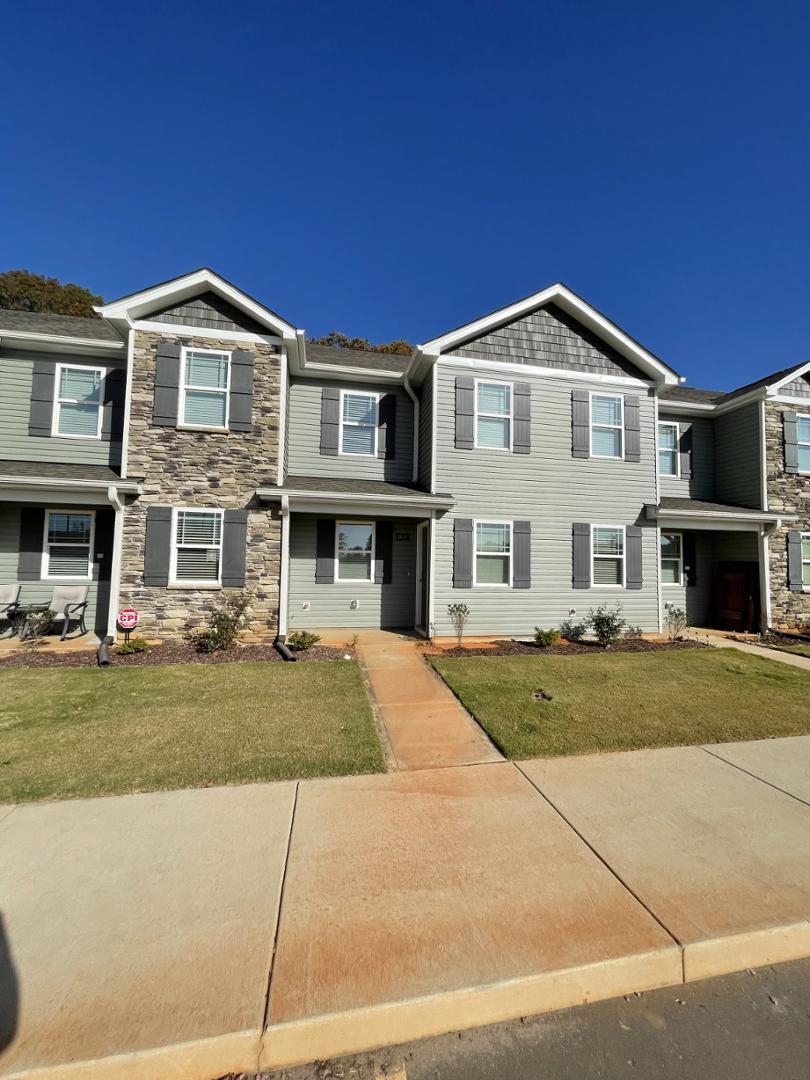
[657,508,792,524]
[277,495,290,638]
[0,328,124,350]
[106,486,126,640]
[256,487,453,509]
[403,374,420,482]
[0,475,142,493]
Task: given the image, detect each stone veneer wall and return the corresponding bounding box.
[118,330,281,639]
[765,400,810,628]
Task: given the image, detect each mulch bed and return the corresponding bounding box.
[730,631,810,652]
[426,637,708,659]
[0,641,352,669]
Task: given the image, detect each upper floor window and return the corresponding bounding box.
[475,381,512,450]
[802,533,810,586]
[660,531,683,585]
[798,415,810,472]
[336,521,374,580]
[474,521,512,585]
[53,364,104,438]
[340,391,378,455]
[592,525,625,586]
[180,348,230,429]
[658,421,679,477]
[42,511,94,579]
[590,394,623,458]
[170,509,223,584]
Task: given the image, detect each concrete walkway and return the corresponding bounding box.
[2,737,810,1078]
[688,629,810,672]
[353,630,501,771]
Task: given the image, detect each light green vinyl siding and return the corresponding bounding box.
[287,379,414,482]
[658,414,716,501]
[714,403,762,509]
[288,515,416,629]
[432,364,660,637]
[0,350,124,467]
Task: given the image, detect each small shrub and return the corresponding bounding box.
[587,603,627,647]
[117,636,148,655]
[287,630,321,652]
[23,608,54,643]
[663,602,689,641]
[624,625,644,641]
[559,618,587,642]
[534,627,561,647]
[186,589,254,653]
[447,603,470,649]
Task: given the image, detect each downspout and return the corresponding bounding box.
[106,485,125,640]
[276,494,291,641]
[403,374,419,483]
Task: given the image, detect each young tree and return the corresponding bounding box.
[0,270,103,318]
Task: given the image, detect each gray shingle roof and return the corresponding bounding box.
[658,497,773,517]
[659,386,724,405]
[267,474,451,500]
[0,460,128,483]
[0,308,123,343]
[305,344,410,374]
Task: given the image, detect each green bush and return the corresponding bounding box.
[559,618,587,642]
[587,603,627,647]
[286,630,321,652]
[447,603,471,648]
[185,590,254,654]
[117,636,148,655]
[534,627,561,647]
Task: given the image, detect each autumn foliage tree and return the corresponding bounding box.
[0,270,103,318]
[308,330,412,355]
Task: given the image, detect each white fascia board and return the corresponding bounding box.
[766,360,810,394]
[131,320,282,346]
[301,363,404,384]
[439,353,652,389]
[96,269,298,337]
[0,475,142,494]
[658,508,794,526]
[656,398,718,414]
[256,488,453,515]
[0,330,124,353]
[418,284,680,385]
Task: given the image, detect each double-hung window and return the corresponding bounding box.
[658,421,679,476]
[590,394,623,458]
[53,364,104,438]
[42,511,94,579]
[592,526,625,586]
[660,532,683,585]
[171,509,223,585]
[340,391,378,455]
[474,521,512,586]
[475,381,512,450]
[798,415,810,473]
[180,348,231,428]
[336,521,374,581]
[802,533,810,586]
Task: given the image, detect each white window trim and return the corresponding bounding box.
[589,392,624,460]
[52,363,105,440]
[590,524,626,588]
[797,413,810,474]
[660,530,683,587]
[473,519,513,588]
[168,507,224,588]
[802,531,810,588]
[339,389,379,457]
[41,509,96,581]
[658,420,680,479]
[335,520,376,582]
[474,378,513,452]
[178,347,232,431]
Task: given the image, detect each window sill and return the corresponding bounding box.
[167,582,223,591]
[176,425,230,434]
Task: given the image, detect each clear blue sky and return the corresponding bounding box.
[2,0,809,390]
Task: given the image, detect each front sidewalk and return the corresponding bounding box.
[2,738,810,1078]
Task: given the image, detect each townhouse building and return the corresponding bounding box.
[0,269,807,643]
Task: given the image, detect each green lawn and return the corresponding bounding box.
[771,641,810,659]
[0,661,384,802]
[430,649,810,759]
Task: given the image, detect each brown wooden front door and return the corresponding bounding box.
[713,561,760,632]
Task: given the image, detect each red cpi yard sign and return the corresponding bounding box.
[118,608,139,631]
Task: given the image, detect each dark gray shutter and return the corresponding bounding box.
[626,525,643,589]
[28,360,55,437]
[101,368,126,441]
[784,412,799,474]
[320,388,340,456]
[93,507,115,635]
[513,383,531,454]
[152,342,181,426]
[375,520,393,584]
[143,506,172,586]
[572,390,590,458]
[222,509,249,587]
[678,424,693,480]
[788,531,804,592]
[572,522,591,588]
[315,519,335,583]
[624,396,641,463]
[453,518,473,588]
[377,394,396,459]
[455,377,475,450]
[228,350,254,432]
[513,520,531,588]
[18,507,45,580]
[683,532,697,587]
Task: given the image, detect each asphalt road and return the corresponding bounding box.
[255,958,810,1080]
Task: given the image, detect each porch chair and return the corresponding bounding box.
[24,586,90,641]
[0,585,21,637]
